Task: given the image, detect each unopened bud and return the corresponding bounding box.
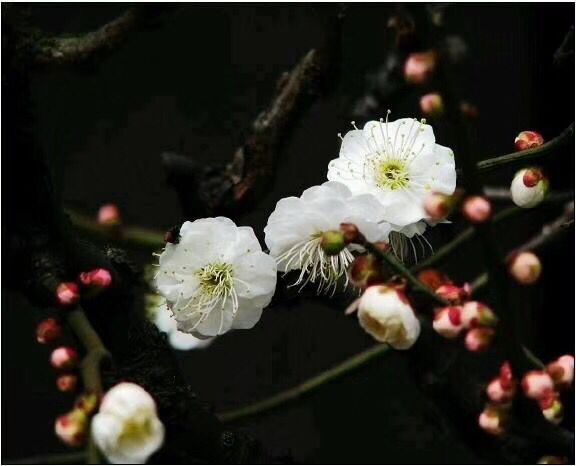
[55,409,87,447]
[515,131,544,152]
[50,347,78,371]
[499,361,515,391]
[465,327,495,352]
[547,355,575,389]
[435,283,470,304]
[339,223,365,245]
[404,51,436,85]
[417,269,451,291]
[98,203,121,226]
[508,251,542,285]
[433,306,464,339]
[56,282,80,307]
[462,196,492,224]
[320,230,346,256]
[79,268,112,294]
[75,392,100,415]
[511,168,549,208]
[424,192,450,220]
[460,101,479,119]
[164,225,181,244]
[36,318,63,344]
[478,405,506,436]
[462,301,498,328]
[486,377,516,404]
[420,93,444,118]
[56,374,78,392]
[522,370,554,399]
[349,254,386,289]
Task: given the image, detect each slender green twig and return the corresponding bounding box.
[477,123,574,173]
[217,344,390,423]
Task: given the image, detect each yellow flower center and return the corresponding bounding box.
[375,160,410,190]
[196,263,234,297]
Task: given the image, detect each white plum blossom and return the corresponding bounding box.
[264,181,391,294]
[327,114,457,231]
[357,285,421,349]
[510,168,549,208]
[154,217,277,338]
[92,383,165,464]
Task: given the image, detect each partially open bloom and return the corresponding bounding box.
[478,405,506,436]
[56,282,80,307]
[547,355,575,389]
[36,318,63,344]
[327,115,456,230]
[155,217,277,338]
[420,93,444,118]
[79,268,112,293]
[50,347,78,370]
[510,168,549,208]
[433,306,464,339]
[461,301,497,328]
[404,51,436,85]
[55,408,88,446]
[462,196,491,223]
[98,203,121,226]
[154,301,214,351]
[357,285,420,349]
[522,370,554,399]
[515,131,544,151]
[265,182,390,294]
[508,251,542,285]
[92,382,165,464]
[465,328,495,352]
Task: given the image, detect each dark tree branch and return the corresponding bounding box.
[162,8,344,218]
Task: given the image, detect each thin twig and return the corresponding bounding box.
[217,344,390,423]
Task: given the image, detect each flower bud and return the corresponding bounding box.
[164,225,180,244]
[499,361,515,391]
[540,394,564,425]
[462,196,492,224]
[56,374,78,392]
[349,254,386,289]
[478,405,506,436]
[420,93,444,118]
[486,377,516,404]
[424,192,450,220]
[508,251,542,285]
[460,101,479,119]
[461,301,498,328]
[433,306,464,339]
[511,168,549,208]
[465,327,495,352]
[417,269,451,291]
[339,223,365,245]
[404,51,436,85]
[50,347,78,371]
[515,131,544,152]
[320,230,346,256]
[75,392,100,415]
[36,318,63,344]
[547,355,575,389]
[56,282,80,307]
[98,203,121,226]
[435,283,470,304]
[521,370,554,399]
[55,409,87,447]
[79,268,112,294]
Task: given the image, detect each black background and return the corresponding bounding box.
[2,3,574,464]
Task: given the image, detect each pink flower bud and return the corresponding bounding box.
[349,254,386,289]
[515,131,544,152]
[404,51,436,85]
[55,409,87,447]
[465,328,495,352]
[36,318,63,344]
[79,268,112,293]
[56,282,80,307]
[461,301,498,328]
[420,93,444,118]
[50,347,78,371]
[435,283,470,304]
[521,370,554,399]
[478,405,505,436]
[540,394,564,425]
[547,355,574,389]
[56,374,78,392]
[424,192,450,220]
[98,203,121,226]
[486,377,516,404]
[75,392,100,415]
[433,306,464,339]
[508,251,542,285]
[499,361,515,391]
[462,196,492,224]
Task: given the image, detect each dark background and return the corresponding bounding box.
[2,3,574,463]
